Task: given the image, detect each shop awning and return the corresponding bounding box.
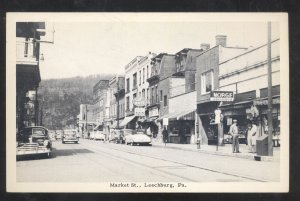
[119,115,136,127]
[157,109,195,121]
[94,123,103,130]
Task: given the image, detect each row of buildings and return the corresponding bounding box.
[77,35,280,145]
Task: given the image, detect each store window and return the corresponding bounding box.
[201,70,214,94]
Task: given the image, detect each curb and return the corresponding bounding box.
[152,143,279,162]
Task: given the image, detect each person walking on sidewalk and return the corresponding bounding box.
[229,119,240,153]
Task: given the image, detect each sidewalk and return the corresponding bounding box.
[151,140,280,162]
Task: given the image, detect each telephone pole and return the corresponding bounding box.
[267,21,273,156]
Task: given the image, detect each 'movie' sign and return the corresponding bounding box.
[210,91,234,102]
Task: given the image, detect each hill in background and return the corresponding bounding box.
[37,74,114,130]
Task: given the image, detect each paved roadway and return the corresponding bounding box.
[16,139,280,182]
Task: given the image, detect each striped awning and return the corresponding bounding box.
[119,115,136,127]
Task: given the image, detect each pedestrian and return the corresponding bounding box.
[249,122,258,153]
[229,119,240,153]
[247,123,252,150]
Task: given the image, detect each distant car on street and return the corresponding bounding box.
[124,129,152,146]
[94,131,105,141]
[109,129,125,144]
[48,130,56,140]
[55,130,63,140]
[62,130,79,144]
[16,126,52,158]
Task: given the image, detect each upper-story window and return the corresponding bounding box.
[126,78,130,92]
[201,70,214,94]
[139,70,141,85]
[147,65,149,79]
[143,68,145,83]
[99,99,103,107]
[126,96,130,111]
[133,73,137,89]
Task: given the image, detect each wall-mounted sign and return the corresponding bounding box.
[253,97,280,106]
[210,91,234,102]
[149,107,159,117]
[134,107,145,117]
[132,97,146,107]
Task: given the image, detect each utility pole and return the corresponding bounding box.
[267,21,273,156]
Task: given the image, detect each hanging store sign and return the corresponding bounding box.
[210,91,234,102]
[134,107,145,117]
[149,107,159,117]
[253,97,280,106]
[132,97,146,107]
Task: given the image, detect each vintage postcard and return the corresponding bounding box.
[6,12,289,192]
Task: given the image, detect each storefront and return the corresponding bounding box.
[157,109,195,144]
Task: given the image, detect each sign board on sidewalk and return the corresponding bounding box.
[163,118,168,126]
[210,91,234,101]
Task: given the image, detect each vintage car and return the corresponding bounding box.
[124,129,152,146]
[55,130,63,140]
[94,131,105,141]
[48,130,56,140]
[109,129,125,144]
[62,130,79,144]
[16,126,52,158]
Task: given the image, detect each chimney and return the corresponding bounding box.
[215,35,227,47]
[200,43,210,51]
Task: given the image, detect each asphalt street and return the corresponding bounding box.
[16,139,280,182]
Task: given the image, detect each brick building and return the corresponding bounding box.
[196,35,248,145]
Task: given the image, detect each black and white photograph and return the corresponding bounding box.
[6,13,289,192]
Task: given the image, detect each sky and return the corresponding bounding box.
[39,20,279,79]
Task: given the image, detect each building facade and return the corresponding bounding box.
[16,22,47,131]
[157,48,203,144]
[218,38,280,141]
[92,80,110,138]
[147,53,176,140]
[196,35,248,145]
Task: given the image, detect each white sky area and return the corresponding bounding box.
[39,21,279,79]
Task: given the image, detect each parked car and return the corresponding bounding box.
[94,131,105,141]
[55,130,63,140]
[124,129,152,146]
[16,126,52,158]
[48,130,56,140]
[109,129,125,144]
[62,130,79,144]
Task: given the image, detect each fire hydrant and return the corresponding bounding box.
[196,138,201,149]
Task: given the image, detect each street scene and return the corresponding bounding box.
[11,13,287,190]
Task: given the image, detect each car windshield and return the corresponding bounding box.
[64,131,76,135]
[30,128,47,136]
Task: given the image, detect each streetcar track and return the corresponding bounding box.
[77,141,197,182]
[81,140,266,182]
